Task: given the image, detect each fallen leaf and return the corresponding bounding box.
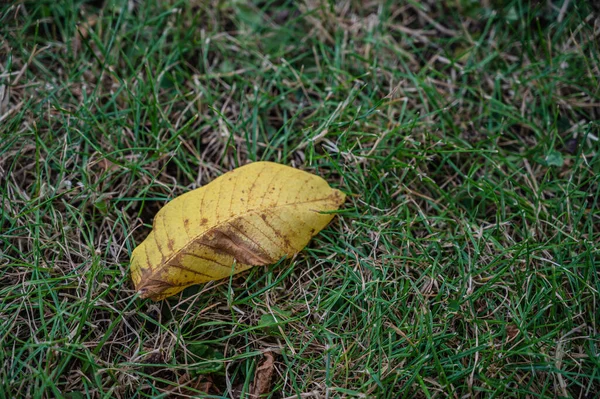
[250,351,275,397]
[131,161,345,300]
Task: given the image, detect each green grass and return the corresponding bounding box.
[1,0,599,397]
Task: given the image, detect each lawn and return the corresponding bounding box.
[1,0,599,397]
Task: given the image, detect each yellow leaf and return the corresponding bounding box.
[130,161,345,300]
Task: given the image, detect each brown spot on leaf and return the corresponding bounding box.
[201,218,208,225]
[184,218,190,226]
[135,264,153,289]
[260,214,267,221]
[137,277,173,300]
[197,223,274,266]
[167,239,175,251]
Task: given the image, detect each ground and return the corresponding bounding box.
[0,0,599,398]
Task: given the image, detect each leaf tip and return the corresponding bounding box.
[135,281,167,301]
[130,252,165,301]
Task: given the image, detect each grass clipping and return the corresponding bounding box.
[130,162,345,300]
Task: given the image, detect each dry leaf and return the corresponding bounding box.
[250,351,275,397]
[131,161,345,300]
